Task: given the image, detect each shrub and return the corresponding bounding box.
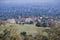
[20,32,26,36]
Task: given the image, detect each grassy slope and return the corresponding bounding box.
[0,24,50,36]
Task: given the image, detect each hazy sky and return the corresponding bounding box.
[0,0,60,4]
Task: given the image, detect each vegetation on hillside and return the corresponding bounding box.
[0,21,60,40]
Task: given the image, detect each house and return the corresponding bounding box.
[25,18,33,22]
[16,18,25,24]
[7,19,16,24]
[25,18,34,24]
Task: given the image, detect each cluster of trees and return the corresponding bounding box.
[36,22,50,27]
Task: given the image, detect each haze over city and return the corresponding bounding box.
[0,0,60,5]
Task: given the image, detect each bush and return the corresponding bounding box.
[20,32,26,36]
[42,36,48,40]
[42,22,47,27]
[36,22,41,27]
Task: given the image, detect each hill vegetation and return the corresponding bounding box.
[0,21,60,40]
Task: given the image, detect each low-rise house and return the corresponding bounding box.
[16,18,25,24]
[7,19,16,24]
[25,18,33,22]
[25,18,34,24]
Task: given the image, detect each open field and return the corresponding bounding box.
[0,24,60,40]
[0,24,50,37]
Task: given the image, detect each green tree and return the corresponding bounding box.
[36,22,42,27]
